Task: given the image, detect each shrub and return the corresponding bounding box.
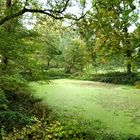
[0,73,50,133]
[0,111,31,131]
[134,81,140,89]
[3,118,140,140]
[91,72,140,85]
[30,102,50,119]
[46,68,69,79]
[21,70,48,81]
[2,119,90,140]
[0,74,28,93]
[0,89,9,111]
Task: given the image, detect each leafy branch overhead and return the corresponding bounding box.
[0,0,86,25]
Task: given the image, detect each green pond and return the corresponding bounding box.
[30,79,140,136]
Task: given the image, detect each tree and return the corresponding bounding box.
[0,0,87,73]
[33,17,62,69]
[1,0,12,70]
[0,0,39,73]
[0,0,86,26]
[0,0,47,134]
[130,25,140,69]
[77,0,140,73]
[59,30,87,73]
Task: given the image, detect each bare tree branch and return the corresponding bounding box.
[0,7,64,26]
[0,0,86,26]
[24,8,64,19]
[0,0,70,26]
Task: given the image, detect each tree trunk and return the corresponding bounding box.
[6,0,11,8]
[1,56,8,70]
[47,58,51,69]
[1,0,12,70]
[127,63,131,74]
[126,50,132,74]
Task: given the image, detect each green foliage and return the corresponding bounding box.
[0,74,36,107]
[62,37,87,74]
[0,0,140,139]
[0,73,49,134]
[1,119,90,140]
[91,72,140,85]
[0,89,9,111]
[34,17,62,70]
[0,75,39,132]
[46,68,69,79]
[21,68,48,81]
[0,74,28,92]
[0,81,50,138]
[76,0,140,73]
[134,81,140,89]
[0,111,31,131]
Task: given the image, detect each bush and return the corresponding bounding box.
[0,111,31,131]
[1,119,90,140]
[0,89,9,111]
[134,81,140,89]
[46,68,69,79]
[0,73,50,135]
[91,72,140,85]
[21,69,48,81]
[0,73,42,105]
[0,74,28,93]
[2,118,140,140]
[22,68,69,81]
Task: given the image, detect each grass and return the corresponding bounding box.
[30,79,140,138]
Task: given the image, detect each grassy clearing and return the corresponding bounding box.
[30,79,140,138]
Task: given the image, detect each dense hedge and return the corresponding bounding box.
[22,68,70,81]
[91,72,140,85]
[46,68,69,79]
[0,74,48,134]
